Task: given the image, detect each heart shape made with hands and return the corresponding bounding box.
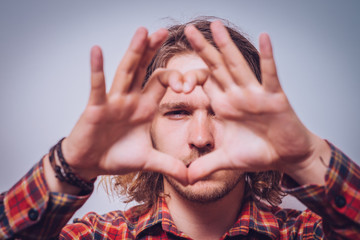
[147,30,315,186]
[146,67,214,182]
[148,66,280,186]
[147,66,277,186]
[81,25,316,187]
[148,65,281,185]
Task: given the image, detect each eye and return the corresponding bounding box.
[164,110,190,119]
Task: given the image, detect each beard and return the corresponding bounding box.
[164,149,244,204]
[164,172,243,204]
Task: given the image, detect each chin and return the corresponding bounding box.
[165,170,244,204]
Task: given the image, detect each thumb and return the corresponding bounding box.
[144,149,189,186]
[187,149,231,184]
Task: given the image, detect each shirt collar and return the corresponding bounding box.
[135,197,188,238]
[135,196,279,239]
[226,196,280,239]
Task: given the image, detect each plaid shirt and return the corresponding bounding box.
[1,143,359,239]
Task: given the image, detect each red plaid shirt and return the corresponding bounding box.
[1,143,359,239]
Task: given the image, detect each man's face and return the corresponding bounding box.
[151,53,243,203]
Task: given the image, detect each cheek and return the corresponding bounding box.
[151,118,189,155]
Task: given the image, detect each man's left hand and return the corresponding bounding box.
[183,21,331,185]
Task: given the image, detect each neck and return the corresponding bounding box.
[164,177,245,240]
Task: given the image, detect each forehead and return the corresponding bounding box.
[160,54,210,107]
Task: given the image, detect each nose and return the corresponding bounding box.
[188,112,214,151]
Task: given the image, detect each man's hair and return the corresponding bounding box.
[104,18,285,217]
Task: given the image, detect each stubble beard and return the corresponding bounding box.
[165,173,243,204]
[164,150,244,204]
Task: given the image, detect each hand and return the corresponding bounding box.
[61,28,189,185]
[184,21,328,184]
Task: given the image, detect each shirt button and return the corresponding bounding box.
[28,208,39,221]
[334,195,346,208]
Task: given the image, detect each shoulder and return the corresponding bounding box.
[264,202,323,237]
[270,205,322,226]
[76,205,147,228]
[62,205,150,238]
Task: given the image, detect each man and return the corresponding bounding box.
[0,19,359,239]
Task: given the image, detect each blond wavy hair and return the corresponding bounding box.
[103,18,285,217]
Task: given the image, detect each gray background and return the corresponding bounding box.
[1,0,359,220]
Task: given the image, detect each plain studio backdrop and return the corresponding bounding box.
[1,0,359,221]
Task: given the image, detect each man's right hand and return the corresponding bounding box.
[45,27,189,194]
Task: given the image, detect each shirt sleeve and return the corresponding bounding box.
[282,142,360,239]
[0,158,91,239]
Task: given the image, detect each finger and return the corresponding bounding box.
[187,149,231,184]
[145,68,184,95]
[89,46,106,105]
[203,77,224,104]
[210,21,256,86]
[146,68,209,94]
[141,69,182,113]
[109,27,148,95]
[145,149,188,185]
[144,68,209,98]
[184,25,234,90]
[259,33,281,92]
[183,69,209,93]
[130,28,169,91]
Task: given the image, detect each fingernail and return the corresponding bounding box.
[183,82,191,93]
[175,81,182,92]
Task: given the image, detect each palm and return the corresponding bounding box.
[212,84,309,170]
[73,94,154,172]
[63,28,188,184]
[185,22,315,182]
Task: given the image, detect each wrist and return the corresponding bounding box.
[48,138,97,192]
[61,137,99,181]
[44,154,86,195]
[283,138,331,186]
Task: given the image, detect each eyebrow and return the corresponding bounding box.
[159,102,191,112]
